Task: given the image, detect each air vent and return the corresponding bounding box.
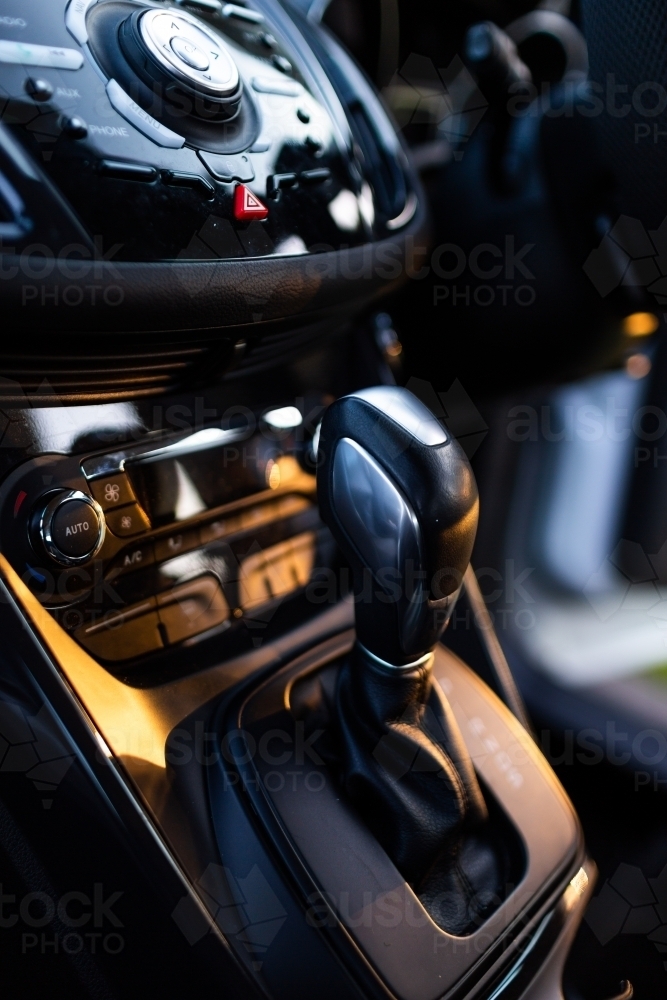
[227,323,340,377]
[0,336,235,405]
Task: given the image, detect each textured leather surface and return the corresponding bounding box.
[335,649,513,934]
[2,216,428,335]
[417,829,515,935]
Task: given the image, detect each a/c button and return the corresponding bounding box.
[114,542,155,575]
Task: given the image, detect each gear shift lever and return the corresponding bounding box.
[317,388,505,931]
[317,385,479,669]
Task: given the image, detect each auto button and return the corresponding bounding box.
[34,490,105,566]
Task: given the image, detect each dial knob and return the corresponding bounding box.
[33,491,105,566]
[120,7,243,120]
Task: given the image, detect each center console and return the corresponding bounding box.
[0,4,595,998]
[0,386,593,1000]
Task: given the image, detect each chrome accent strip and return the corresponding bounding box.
[357,642,434,672]
[332,436,423,580]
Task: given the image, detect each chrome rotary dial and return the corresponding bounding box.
[137,8,240,100]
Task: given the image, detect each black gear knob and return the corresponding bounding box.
[317,386,479,667]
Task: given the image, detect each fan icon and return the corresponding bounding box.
[104,483,121,502]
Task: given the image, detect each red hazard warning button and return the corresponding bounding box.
[233,184,269,221]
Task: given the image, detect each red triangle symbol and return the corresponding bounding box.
[234,184,269,221]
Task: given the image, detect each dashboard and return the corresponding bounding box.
[0,0,424,405]
[1,0,416,259]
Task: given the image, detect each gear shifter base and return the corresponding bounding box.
[212,632,586,1000]
[337,643,523,934]
[337,644,487,881]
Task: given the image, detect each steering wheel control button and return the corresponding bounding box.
[198,151,254,182]
[25,78,54,102]
[65,0,97,46]
[233,184,268,220]
[88,474,137,510]
[222,4,264,24]
[121,8,242,117]
[105,503,150,538]
[36,491,105,566]
[106,80,186,149]
[61,115,88,139]
[0,40,84,71]
[100,160,158,182]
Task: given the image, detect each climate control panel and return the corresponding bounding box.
[0,420,333,669]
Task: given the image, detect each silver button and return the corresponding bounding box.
[222,3,264,23]
[0,40,84,70]
[170,35,210,72]
[251,75,302,97]
[65,0,97,45]
[138,8,239,98]
[106,79,186,148]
